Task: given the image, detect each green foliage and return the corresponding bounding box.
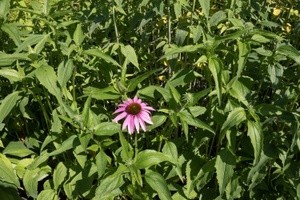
[0,0,299,199]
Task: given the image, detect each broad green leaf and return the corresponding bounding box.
[57,59,74,88]
[138,86,171,102]
[220,107,246,133]
[83,86,120,100]
[49,135,77,156]
[0,53,30,66]
[188,106,206,117]
[247,153,272,191]
[96,150,107,178]
[94,165,127,200]
[135,150,175,169]
[16,34,47,53]
[168,68,197,87]
[127,69,160,92]
[37,189,59,200]
[53,162,67,190]
[178,110,214,134]
[23,168,40,198]
[208,56,222,105]
[83,49,121,67]
[34,34,50,54]
[198,0,210,19]
[147,114,167,131]
[0,91,21,124]
[0,0,10,20]
[237,41,250,78]
[82,96,92,128]
[229,78,250,106]
[251,34,271,43]
[0,68,24,82]
[118,131,133,162]
[167,83,181,104]
[50,109,62,133]
[276,44,300,64]
[162,141,178,160]
[73,24,84,45]
[3,141,34,157]
[120,44,139,69]
[160,44,205,60]
[0,181,21,200]
[145,170,172,200]
[93,122,120,136]
[215,148,235,196]
[209,11,226,27]
[0,156,20,187]
[247,121,263,165]
[27,152,49,170]
[35,64,62,102]
[1,23,21,46]
[185,88,211,106]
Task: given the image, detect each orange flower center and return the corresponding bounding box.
[126,103,141,115]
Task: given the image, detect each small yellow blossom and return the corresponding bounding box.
[273,8,282,16]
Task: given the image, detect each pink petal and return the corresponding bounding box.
[138,117,146,132]
[128,115,135,134]
[122,115,131,131]
[133,96,138,102]
[113,107,126,114]
[134,116,140,133]
[140,111,153,124]
[113,112,127,122]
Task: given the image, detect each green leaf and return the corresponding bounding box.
[50,109,62,133]
[73,24,84,45]
[198,0,210,19]
[0,181,21,200]
[208,56,222,105]
[93,122,120,136]
[147,114,167,131]
[96,150,107,178]
[0,53,30,66]
[49,135,77,156]
[0,0,10,20]
[0,91,21,124]
[160,44,205,60]
[1,23,21,46]
[0,68,24,82]
[0,155,20,188]
[120,44,139,69]
[145,170,172,200]
[247,120,263,165]
[57,59,74,88]
[178,110,214,134]
[209,11,226,27]
[167,83,181,104]
[220,107,246,133]
[127,69,160,92]
[237,41,250,78]
[53,162,67,190]
[3,141,34,157]
[276,44,300,64]
[188,106,206,117]
[215,148,235,196]
[83,49,121,67]
[35,64,62,102]
[135,150,175,169]
[23,168,40,198]
[37,189,59,200]
[94,165,127,200]
[83,86,120,100]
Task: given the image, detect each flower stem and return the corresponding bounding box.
[134,133,138,161]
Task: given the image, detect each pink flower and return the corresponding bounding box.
[113,96,155,134]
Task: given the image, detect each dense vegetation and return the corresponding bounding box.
[0,0,299,199]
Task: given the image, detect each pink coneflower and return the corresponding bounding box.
[113,96,155,134]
